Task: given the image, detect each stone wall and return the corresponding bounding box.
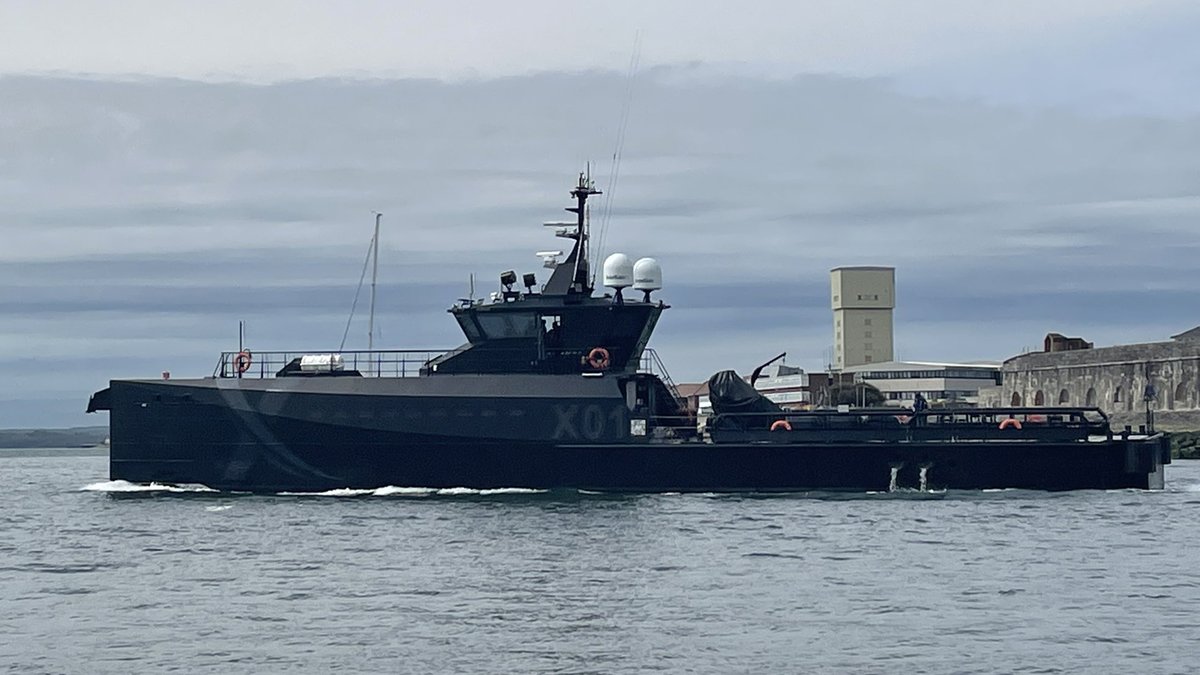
[1001,337,1200,431]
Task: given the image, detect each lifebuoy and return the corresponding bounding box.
[587,347,610,370]
[998,418,1022,430]
[234,350,253,374]
[895,415,911,424]
[770,419,792,432]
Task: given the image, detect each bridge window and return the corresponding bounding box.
[541,314,563,347]
[456,314,483,342]
[476,312,538,339]
[1085,387,1097,407]
[1011,392,1022,406]
[1058,389,1070,405]
[1034,390,1045,406]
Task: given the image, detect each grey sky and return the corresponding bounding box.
[2,1,1198,427]
[0,0,1181,81]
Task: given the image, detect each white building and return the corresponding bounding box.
[752,363,809,409]
[843,360,1003,407]
[831,266,895,369]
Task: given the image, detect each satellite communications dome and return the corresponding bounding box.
[603,253,634,289]
[633,257,663,292]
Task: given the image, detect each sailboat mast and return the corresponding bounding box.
[369,212,381,351]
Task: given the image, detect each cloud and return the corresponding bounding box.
[895,2,1200,115]
[2,70,1199,426]
[0,0,1170,81]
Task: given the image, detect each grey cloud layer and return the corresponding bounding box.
[1,71,1198,426]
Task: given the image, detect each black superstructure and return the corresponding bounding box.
[87,174,1169,492]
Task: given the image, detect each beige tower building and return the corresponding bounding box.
[831,266,895,370]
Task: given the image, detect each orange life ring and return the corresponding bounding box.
[234,350,253,374]
[895,415,911,424]
[998,418,1022,430]
[587,347,610,370]
[770,419,792,432]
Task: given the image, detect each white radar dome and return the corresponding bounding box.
[633,257,663,292]
[603,253,634,289]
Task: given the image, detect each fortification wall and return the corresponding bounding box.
[1001,339,1200,430]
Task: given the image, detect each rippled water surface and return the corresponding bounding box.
[3,451,1200,674]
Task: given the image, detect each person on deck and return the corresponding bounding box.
[912,392,929,426]
[913,392,929,412]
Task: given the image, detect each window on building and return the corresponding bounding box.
[864,318,872,326]
[864,343,873,351]
[1114,386,1122,403]
[864,331,872,338]
[1058,389,1070,405]
[864,355,873,363]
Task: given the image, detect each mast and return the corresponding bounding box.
[568,171,601,292]
[369,212,381,351]
[541,171,602,296]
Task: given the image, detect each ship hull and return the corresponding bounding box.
[98,378,1169,493]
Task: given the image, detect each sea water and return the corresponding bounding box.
[2,450,1199,673]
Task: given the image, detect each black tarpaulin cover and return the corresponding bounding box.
[706,370,783,417]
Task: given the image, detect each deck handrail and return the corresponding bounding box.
[214,349,452,379]
[709,407,1110,423]
[214,346,685,380]
[639,348,685,408]
[708,406,1113,436]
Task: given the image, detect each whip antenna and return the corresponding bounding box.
[592,31,642,281]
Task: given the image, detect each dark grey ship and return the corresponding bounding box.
[87,174,1169,492]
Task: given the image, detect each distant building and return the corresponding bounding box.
[751,363,810,409]
[831,266,894,369]
[842,360,1002,408]
[1044,332,1093,353]
[673,382,709,416]
[997,326,1200,431]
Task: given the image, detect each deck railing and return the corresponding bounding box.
[214,346,684,383]
[639,348,685,407]
[214,349,451,379]
[707,407,1114,442]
